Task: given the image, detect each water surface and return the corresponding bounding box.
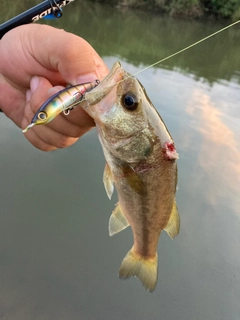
[0,1,240,320]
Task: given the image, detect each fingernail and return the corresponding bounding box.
[30,76,40,93]
[48,86,65,96]
[75,73,98,85]
[26,89,31,102]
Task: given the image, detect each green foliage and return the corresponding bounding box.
[232,6,240,20]
[167,0,203,17]
[171,0,200,10]
[201,0,240,19]
[89,0,240,19]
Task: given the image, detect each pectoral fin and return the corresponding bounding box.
[103,163,114,199]
[122,163,143,195]
[164,199,180,239]
[109,203,130,236]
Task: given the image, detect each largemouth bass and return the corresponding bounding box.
[83,62,180,292]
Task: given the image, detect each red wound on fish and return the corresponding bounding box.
[163,142,179,160]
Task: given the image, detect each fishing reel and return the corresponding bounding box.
[49,0,63,18]
[53,9,62,18]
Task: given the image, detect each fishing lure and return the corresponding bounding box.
[22,80,99,132]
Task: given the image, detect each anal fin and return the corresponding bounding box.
[164,198,180,239]
[109,203,130,236]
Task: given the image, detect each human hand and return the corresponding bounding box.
[0,24,109,151]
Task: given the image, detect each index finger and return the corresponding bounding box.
[26,24,109,84]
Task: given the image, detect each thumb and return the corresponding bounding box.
[26,24,109,85]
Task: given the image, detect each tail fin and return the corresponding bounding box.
[119,248,158,292]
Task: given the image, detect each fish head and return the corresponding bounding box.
[84,62,151,140]
[83,62,172,162]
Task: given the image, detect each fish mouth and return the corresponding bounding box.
[83,61,125,107]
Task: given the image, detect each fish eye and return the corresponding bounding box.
[122,93,138,111]
[37,111,47,121]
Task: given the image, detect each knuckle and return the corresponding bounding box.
[55,135,76,149]
[26,136,56,152]
[40,144,56,152]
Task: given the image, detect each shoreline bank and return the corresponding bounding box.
[89,0,240,20]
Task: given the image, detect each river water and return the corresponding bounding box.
[0,1,240,320]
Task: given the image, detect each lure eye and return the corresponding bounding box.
[122,93,138,111]
[37,111,47,121]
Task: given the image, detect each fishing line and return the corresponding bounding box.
[132,19,240,77]
[82,18,240,106]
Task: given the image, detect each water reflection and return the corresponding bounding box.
[185,83,240,213]
[50,0,240,85]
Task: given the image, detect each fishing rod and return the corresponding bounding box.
[0,0,75,112]
[0,0,74,39]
